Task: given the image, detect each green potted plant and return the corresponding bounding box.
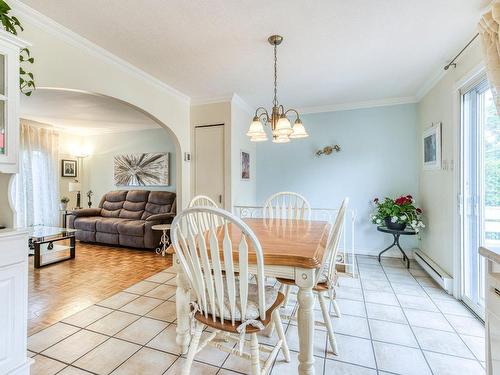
[371,195,425,232]
[60,196,70,211]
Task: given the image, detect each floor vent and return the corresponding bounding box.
[414,249,453,294]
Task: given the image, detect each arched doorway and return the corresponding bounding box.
[17,87,184,222]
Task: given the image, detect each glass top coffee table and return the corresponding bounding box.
[26,226,78,268]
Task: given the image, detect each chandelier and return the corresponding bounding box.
[246,35,308,143]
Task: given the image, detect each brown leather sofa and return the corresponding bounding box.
[67,190,176,249]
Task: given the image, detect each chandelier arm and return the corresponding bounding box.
[254,107,270,121]
[258,112,270,123]
[284,108,301,120]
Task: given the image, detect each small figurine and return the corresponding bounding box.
[86,190,94,208]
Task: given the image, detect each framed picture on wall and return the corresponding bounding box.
[61,159,77,177]
[423,122,441,170]
[114,152,169,186]
[241,150,250,180]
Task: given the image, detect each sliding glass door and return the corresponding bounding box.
[461,76,500,318]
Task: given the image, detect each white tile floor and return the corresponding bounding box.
[28,255,486,375]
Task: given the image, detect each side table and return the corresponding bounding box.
[377,226,416,269]
[152,224,171,256]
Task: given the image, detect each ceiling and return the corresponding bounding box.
[18,0,486,110]
[20,89,160,134]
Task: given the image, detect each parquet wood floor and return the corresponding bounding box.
[28,241,172,335]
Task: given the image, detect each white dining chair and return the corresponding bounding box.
[188,195,220,232]
[263,191,311,221]
[277,198,349,355]
[189,194,219,208]
[170,206,290,375]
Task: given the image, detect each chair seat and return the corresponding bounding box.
[277,271,338,292]
[194,292,285,333]
[195,282,280,322]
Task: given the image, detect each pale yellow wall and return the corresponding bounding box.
[190,101,232,209]
[417,40,483,276]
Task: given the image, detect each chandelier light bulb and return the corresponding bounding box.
[289,118,309,138]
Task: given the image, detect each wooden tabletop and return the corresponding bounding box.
[168,218,330,269]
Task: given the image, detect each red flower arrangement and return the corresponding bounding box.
[371,194,425,232]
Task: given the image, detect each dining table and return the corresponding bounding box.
[172,217,331,375]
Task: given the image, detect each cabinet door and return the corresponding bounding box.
[0,34,21,172]
[0,261,27,374]
[487,310,500,375]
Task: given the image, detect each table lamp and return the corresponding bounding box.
[69,181,82,209]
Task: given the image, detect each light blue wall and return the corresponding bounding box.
[83,128,176,203]
[256,104,419,255]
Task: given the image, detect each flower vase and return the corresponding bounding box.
[384,217,406,231]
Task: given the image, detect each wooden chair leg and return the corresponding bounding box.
[250,333,261,375]
[272,309,290,362]
[318,292,339,355]
[182,322,203,375]
[332,299,341,318]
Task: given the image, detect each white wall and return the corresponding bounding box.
[257,104,419,256]
[12,1,191,208]
[80,128,176,206]
[417,40,483,276]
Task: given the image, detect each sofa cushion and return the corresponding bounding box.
[74,216,99,232]
[142,191,176,220]
[99,190,128,217]
[117,220,145,236]
[96,217,125,234]
[126,190,150,202]
[119,200,146,219]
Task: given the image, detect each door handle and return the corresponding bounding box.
[219,195,222,204]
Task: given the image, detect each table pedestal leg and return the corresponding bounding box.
[296,268,315,375]
[174,254,191,354]
[378,234,410,268]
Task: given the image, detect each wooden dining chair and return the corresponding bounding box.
[170,207,290,375]
[277,198,349,355]
[263,191,311,221]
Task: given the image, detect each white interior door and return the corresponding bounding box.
[460,75,500,318]
[194,125,224,206]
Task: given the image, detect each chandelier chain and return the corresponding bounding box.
[273,42,278,107]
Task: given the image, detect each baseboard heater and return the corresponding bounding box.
[414,250,453,294]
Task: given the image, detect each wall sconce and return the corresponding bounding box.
[316,145,341,157]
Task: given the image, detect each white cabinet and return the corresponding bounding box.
[0,230,30,375]
[481,247,500,375]
[0,30,28,174]
[487,309,500,375]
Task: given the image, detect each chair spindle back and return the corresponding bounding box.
[263,192,311,221]
[171,207,267,325]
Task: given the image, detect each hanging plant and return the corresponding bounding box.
[0,0,35,96]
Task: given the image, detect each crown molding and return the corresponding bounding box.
[190,94,234,106]
[231,93,253,115]
[298,96,418,114]
[10,0,190,104]
[415,67,447,102]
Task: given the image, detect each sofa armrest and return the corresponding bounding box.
[69,208,102,217]
[146,212,176,223]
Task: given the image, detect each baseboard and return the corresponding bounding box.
[414,249,453,294]
[6,358,33,375]
[351,247,416,259]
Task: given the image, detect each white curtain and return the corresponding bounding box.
[15,120,60,227]
[479,0,500,114]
